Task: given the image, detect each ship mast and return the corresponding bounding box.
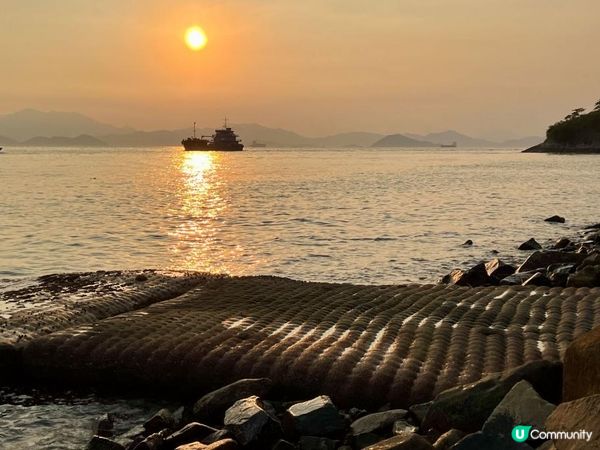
[193,121,196,138]
[224,116,228,128]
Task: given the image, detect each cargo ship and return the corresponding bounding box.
[182,120,244,151]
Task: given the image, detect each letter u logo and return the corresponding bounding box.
[512,425,532,443]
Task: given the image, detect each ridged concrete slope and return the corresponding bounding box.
[19,276,600,408]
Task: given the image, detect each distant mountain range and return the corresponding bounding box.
[0,109,543,149]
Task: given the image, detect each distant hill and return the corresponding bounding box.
[21,134,108,147]
[407,130,495,147]
[371,134,434,147]
[309,132,384,147]
[0,109,131,141]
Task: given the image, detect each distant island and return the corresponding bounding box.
[524,100,600,153]
[0,109,542,149]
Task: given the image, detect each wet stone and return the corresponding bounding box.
[392,420,417,435]
[545,215,566,223]
[223,395,279,446]
[144,408,175,434]
[285,395,347,437]
[485,259,516,281]
[518,238,542,251]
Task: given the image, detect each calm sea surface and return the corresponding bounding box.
[1,146,600,284]
[1,146,600,448]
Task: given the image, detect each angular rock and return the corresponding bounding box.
[96,413,115,438]
[451,431,532,449]
[482,380,555,437]
[563,326,600,401]
[144,408,175,434]
[432,429,465,450]
[408,401,432,425]
[545,394,600,450]
[422,360,562,433]
[350,409,407,436]
[193,378,273,424]
[566,265,600,287]
[518,238,542,251]
[285,395,346,437]
[517,251,584,273]
[553,237,571,249]
[363,432,433,449]
[87,436,125,450]
[224,396,279,446]
[391,420,417,434]
[299,436,338,450]
[133,432,166,450]
[485,259,516,280]
[441,262,493,287]
[522,272,552,286]
[544,215,565,223]
[500,271,538,285]
[546,264,575,287]
[164,423,218,449]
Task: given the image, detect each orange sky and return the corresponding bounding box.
[1,0,600,139]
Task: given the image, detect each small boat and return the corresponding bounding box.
[441,141,457,148]
[182,119,244,151]
[250,140,267,148]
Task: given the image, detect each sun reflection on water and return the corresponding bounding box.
[169,151,246,273]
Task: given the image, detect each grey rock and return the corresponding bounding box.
[193,378,273,423]
[350,409,408,435]
[485,259,516,280]
[362,432,433,449]
[544,215,565,223]
[392,420,417,434]
[285,395,346,437]
[517,251,585,273]
[432,429,465,449]
[482,380,555,437]
[518,238,542,251]
[422,360,562,433]
[144,408,175,434]
[87,436,125,450]
[164,422,218,449]
[224,395,280,446]
[451,431,532,449]
[299,436,338,450]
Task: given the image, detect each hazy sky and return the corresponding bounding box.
[1,0,600,139]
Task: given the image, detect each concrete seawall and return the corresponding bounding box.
[2,271,600,409]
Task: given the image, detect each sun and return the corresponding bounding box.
[185,26,207,51]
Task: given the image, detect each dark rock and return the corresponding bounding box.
[408,401,432,425]
[96,413,115,438]
[355,433,384,449]
[432,429,465,450]
[299,436,338,450]
[133,432,166,450]
[566,265,600,287]
[363,432,433,449]
[546,395,600,450]
[518,238,542,251]
[482,380,555,437]
[193,378,273,424]
[391,420,417,434]
[350,409,407,436]
[441,262,493,287]
[272,439,297,450]
[201,430,233,445]
[485,259,516,280]
[546,264,575,286]
[584,223,600,230]
[517,251,585,273]
[87,436,125,450]
[563,326,600,401]
[580,252,600,267]
[521,272,551,287]
[553,237,571,249]
[144,408,175,434]
[285,395,346,437]
[544,215,565,223]
[462,240,473,246]
[451,431,532,449]
[164,423,218,449]
[347,407,368,420]
[135,274,148,282]
[224,396,280,446]
[499,271,538,285]
[422,360,562,433]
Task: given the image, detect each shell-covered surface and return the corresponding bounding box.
[12,275,600,408]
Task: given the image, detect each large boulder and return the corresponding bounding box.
[285,395,347,437]
[441,262,493,287]
[545,395,600,450]
[223,396,280,446]
[546,264,576,287]
[481,380,555,437]
[544,215,566,223]
[144,408,176,434]
[363,432,433,449]
[566,265,600,287]
[422,360,562,433]
[485,259,516,280]
[516,251,584,273]
[563,326,600,401]
[518,238,542,251]
[193,378,273,424]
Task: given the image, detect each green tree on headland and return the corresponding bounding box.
[546,102,600,145]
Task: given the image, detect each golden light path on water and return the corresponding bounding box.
[169,151,251,274]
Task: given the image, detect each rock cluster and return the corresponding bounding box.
[442,218,600,288]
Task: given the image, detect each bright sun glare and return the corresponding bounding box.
[185,26,207,51]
